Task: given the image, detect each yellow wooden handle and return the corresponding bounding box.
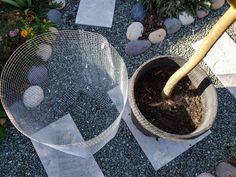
[162,0,236,98]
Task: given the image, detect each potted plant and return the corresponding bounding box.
[129,0,236,140]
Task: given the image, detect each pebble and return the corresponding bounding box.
[216,162,236,177]
[48,27,59,34]
[126,22,144,41]
[125,40,151,56]
[197,9,210,19]
[178,11,195,26]
[23,86,44,108]
[52,0,66,10]
[36,44,52,62]
[211,0,225,10]
[28,65,49,85]
[164,18,182,34]
[47,9,62,24]
[148,28,166,44]
[0,119,6,125]
[131,3,147,21]
[197,172,215,177]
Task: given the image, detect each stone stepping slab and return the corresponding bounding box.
[76,0,116,28]
[108,84,210,171]
[192,33,236,99]
[31,114,104,177]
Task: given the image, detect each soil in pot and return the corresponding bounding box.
[134,66,203,134]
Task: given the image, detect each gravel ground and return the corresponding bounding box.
[1,0,236,176]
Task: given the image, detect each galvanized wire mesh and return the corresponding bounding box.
[0,30,128,158]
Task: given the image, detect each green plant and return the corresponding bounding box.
[0,124,4,140]
[0,9,56,72]
[0,0,60,16]
[0,0,32,10]
[0,103,7,118]
[184,0,211,16]
[138,0,211,17]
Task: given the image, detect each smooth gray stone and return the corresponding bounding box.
[125,40,151,56]
[178,11,195,26]
[28,65,48,85]
[164,18,182,34]
[131,3,147,21]
[216,162,236,177]
[47,9,62,24]
[197,10,210,19]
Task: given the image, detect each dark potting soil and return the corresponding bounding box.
[140,13,164,39]
[134,67,203,134]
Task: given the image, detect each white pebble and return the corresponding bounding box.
[148,28,166,44]
[48,27,59,34]
[211,0,225,10]
[126,22,144,41]
[36,44,52,62]
[179,11,195,26]
[23,86,44,108]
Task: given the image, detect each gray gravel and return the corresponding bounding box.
[1,0,236,177]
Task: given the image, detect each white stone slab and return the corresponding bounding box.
[192,33,236,99]
[75,0,116,28]
[108,87,210,171]
[31,114,104,177]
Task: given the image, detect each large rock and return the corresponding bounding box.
[126,22,144,41]
[125,40,151,56]
[36,44,52,62]
[216,162,236,177]
[28,65,48,85]
[197,9,210,19]
[148,28,166,44]
[131,3,147,21]
[164,18,182,34]
[179,11,195,26]
[211,0,225,10]
[23,86,44,108]
[197,173,215,177]
[47,9,62,24]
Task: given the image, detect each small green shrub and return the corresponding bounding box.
[0,0,32,10]
[138,0,211,17]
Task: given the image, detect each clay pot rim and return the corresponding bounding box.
[129,55,218,141]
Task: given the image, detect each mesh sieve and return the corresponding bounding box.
[0,30,128,158]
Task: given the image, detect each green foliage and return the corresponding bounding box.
[0,125,4,140]
[138,0,211,17]
[0,103,7,118]
[0,0,60,16]
[0,0,32,10]
[0,9,56,72]
[33,0,61,17]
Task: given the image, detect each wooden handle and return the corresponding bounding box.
[162,0,236,98]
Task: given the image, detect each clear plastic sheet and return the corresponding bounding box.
[1,30,128,158]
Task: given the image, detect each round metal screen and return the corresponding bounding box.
[0,30,128,158]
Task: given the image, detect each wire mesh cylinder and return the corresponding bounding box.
[0,30,128,158]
